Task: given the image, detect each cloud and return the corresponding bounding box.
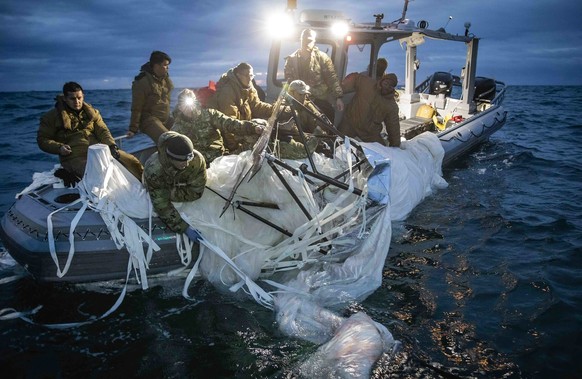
[1,0,581,91]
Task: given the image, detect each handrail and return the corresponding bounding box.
[415,75,432,93]
[114,134,128,148]
[490,81,506,107]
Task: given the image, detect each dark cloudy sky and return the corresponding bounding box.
[1,0,581,92]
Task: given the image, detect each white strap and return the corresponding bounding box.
[0,259,133,329]
[47,197,85,278]
[182,246,205,300]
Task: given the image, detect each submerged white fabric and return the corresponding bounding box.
[174,132,446,377]
[24,133,445,374]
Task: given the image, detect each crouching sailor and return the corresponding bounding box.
[172,88,264,166]
[37,81,144,182]
[144,131,207,241]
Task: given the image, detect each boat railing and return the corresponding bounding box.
[415,76,432,94]
[114,134,127,148]
[490,81,506,107]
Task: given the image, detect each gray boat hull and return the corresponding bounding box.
[0,185,197,283]
[440,105,508,166]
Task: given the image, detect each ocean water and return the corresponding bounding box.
[0,86,581,378]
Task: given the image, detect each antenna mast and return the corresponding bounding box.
[400,0,410,22]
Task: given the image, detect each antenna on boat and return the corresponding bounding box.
[399,0,410,23]
[464,21,472,37]
[373,13,384,29]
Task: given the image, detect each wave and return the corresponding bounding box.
[29,104,53,110]
[0,103,22,111]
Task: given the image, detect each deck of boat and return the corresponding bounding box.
[399,116,435,140]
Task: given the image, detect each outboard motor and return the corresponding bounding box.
[474,77,496,102]
[429,71,453,96]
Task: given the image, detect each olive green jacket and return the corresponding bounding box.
[206,69,273,121]
[130,63,174,133]
[338,73,401,147]
[171,108,257,164]
[284,47,343,101]
[206,69,271,151]
[144,132,207,233]
[37,96,116,165]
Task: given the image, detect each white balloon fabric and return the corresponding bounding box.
[59,134,446,377]
[173,132,446,377]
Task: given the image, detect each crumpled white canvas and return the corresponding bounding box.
[174,132,446,377]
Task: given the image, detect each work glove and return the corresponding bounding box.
[109,144,121,160]
[245,121,264,135]
[54,167,81,187]
[251,118,268,127]
[185,227,202,242]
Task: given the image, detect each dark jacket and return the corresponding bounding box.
[130,63,174,133]
[338,73,401,147]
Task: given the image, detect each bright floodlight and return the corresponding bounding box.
[266,12,295,39]
[330,21,349,37]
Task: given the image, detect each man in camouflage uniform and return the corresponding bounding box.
[273,80,322,159]
[284,28,344,123]
[144,131,206,239]
[172,89,263,165]
[206,62,273,153]
[38,81,143,181]
[338,73,401,147]
[128,51,174,143]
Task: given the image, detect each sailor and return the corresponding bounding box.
[172,89,264,165]
[284,28,344,123]
[272,80,322,159]
[37,81,144,182]
[206,62,274,153]
[372,57,388,79]
[143,131,206,240]
[338,72,401,147]
[283,79,326,133]
[127,51,174,143]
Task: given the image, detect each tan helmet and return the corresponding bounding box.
[289,80,311,95]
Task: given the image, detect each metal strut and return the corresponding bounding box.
[266,159,313,221]
[207,186,292,237]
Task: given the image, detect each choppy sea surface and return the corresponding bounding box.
[0,86,580,378]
